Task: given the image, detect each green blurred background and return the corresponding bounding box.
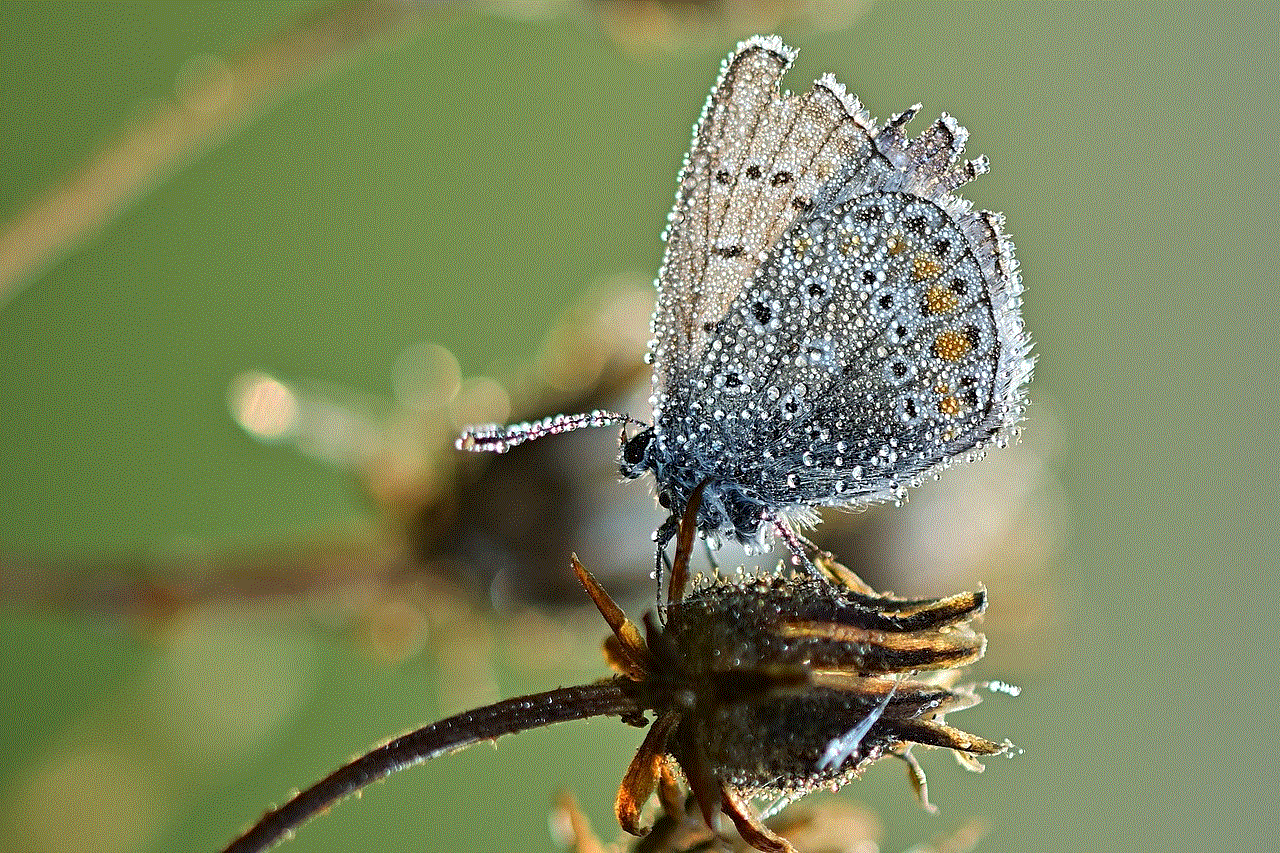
[2,2,1278,852]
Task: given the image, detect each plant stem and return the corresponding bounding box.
[222,678,640,853]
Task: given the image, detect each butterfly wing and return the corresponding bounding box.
[680,108,1033,512]
[649,36,879,424]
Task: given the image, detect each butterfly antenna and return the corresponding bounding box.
[456,410,642,454]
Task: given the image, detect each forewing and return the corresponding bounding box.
[649,35,877,421]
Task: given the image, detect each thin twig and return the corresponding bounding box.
[0,0,421,303]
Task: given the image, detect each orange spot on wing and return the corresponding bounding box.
[923,282,960,314]
[912,252,945,281]
[932,329,973,361]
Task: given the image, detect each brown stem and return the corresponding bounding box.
[0,1,421,302]
[222,678,641,853]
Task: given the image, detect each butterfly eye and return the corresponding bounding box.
[620,427,655,474]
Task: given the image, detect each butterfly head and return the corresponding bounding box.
[618,425,656,481]
[619,425,787,556]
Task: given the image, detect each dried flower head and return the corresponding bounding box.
[589,505,1008,852]
[221,503,1011,853]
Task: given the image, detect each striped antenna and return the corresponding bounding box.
[456,410,643,454]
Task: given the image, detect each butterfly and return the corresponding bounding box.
[458,35,1032,586]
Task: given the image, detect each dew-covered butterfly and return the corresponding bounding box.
[458,35,1033,584]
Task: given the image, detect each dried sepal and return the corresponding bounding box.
[655,761,685,821]
[674,720,727,837]
[894,746,938,813]
[617,711,680,835]
[812,551,877,593]
[603,633,649,683]
[559,785,888,853]
[574,554,651,679]
[777,619,986,671]
[722,784,795,853]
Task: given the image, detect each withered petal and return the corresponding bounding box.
[721,784,797,853]
[573,555,651,674]
[616,710,681,836]
[603,634,650,682]
[778,619,986,672]
[890,718,1008,757]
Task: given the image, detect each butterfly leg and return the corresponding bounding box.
[770,517,823,580]
[702,539,720,574]
[653,514,678,611]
